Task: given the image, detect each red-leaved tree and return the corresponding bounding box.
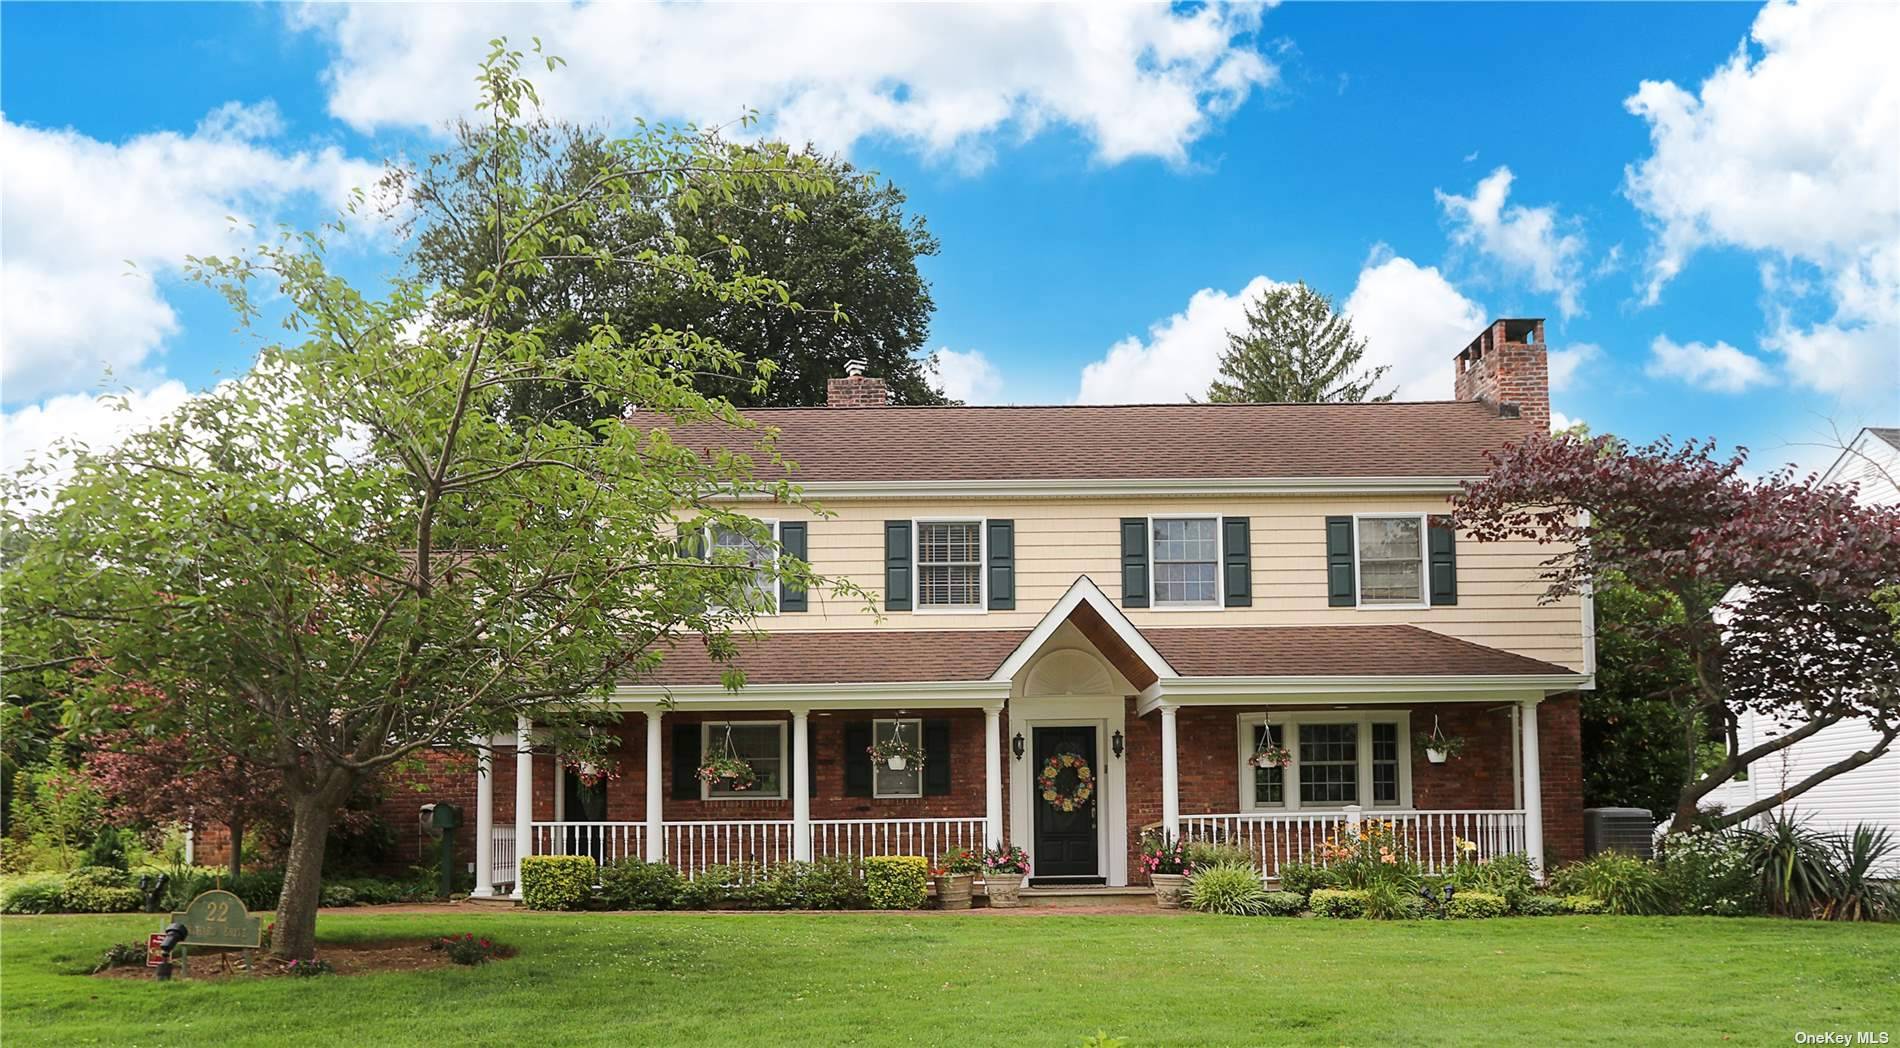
[84,728,283,880]
[1455,434,1900,833]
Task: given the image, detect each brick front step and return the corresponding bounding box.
[1017,886,1157,908]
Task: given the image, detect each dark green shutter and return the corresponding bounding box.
[670,722,701,800]
[884,521,913,611]
[677,525,706,561]
[843,722,873,797]
[1120,518,1150,608]
[923,719,952,796]
[1325,516,1356,607]
[1428,518,1458,606]
[778,521,808,612]
[1222,516,1252,607]
[987,519,1015,610]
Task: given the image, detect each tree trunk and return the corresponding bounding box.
[225,816,245,881]
[270,779,349,961]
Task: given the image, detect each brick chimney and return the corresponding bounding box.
[1454,318,1549,432]
[826,359,888,408]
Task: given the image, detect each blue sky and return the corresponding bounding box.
[3,1,1894,476]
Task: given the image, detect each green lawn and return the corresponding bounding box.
[3,910,1895,1046]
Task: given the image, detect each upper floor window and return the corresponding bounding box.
[709,520,777,614]
[917,521,982,608]
[1152,517,1219,606]
[1356,514,1425,607]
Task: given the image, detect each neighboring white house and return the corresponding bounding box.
[1708,427,1900,871]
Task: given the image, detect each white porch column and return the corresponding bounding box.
[983,706,1004,848]
[792,709,812,862]
[1519,698,1546,878]
[1159,704,1181,837]
[474,745,495,897]
[644,708,665,862]
[511,716,533,899]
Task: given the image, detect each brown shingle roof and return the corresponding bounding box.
[658,401,1531,483]
[636,624,1573,688]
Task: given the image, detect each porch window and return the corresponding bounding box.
[702,721,786,800]
[1251,723,1285,806]
[871,718,923,799]
[1356,515,1425,606]
[916,521,983,608]
[708,520,778,614]
[1152,517,1219,606]
[1237,712,1412,811]
[1298,723,1358,805]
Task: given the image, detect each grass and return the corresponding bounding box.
[3,910,1896,1046]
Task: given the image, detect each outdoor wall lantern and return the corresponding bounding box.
[1011,732,1025,760]
[1111,730,1125,759]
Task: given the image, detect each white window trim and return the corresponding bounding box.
[1147,514,1224,611]
[706,518,780,618]
[911,516,987,614]
[1235,710,1413,812]
[700,720,789,801]
[870,717,925,799]
[1351,512,1430,611]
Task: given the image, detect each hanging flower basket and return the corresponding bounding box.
[566,759,620,789]
[696,752,757,790]
[867,733,925,771]
[1414,720,1467,764]
[1247,742,1293,769]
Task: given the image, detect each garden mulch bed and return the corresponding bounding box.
[92,938,508,981]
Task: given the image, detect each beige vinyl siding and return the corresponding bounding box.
[770,494,1585,671]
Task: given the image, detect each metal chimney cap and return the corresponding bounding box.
[844,359,868,377]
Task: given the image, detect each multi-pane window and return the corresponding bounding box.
[1357,516,1424,605]
[1153,517,1219,605]
[1252,723,1285,807]
[917,522,982,608]
[1371,722,1400,805]
[871,718,923,798]
[703,722,785,799]
[709,522,776,613]
[1298,723,1359,805]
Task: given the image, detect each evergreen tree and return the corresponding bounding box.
[1205,282,1392,403]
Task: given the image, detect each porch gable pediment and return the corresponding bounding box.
[989,576,1178,689]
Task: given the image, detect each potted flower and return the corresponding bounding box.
[866,731,926,771]
[566,758,620,789]
[981,844,1031,908]
[1247,741,1293,769]
[1138,832,1192,908]
[1414,720,1467,764]
[695,752,756,791]
[935,846,981,910]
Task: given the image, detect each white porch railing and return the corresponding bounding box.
[530,821,646,869]
[492,824,517,887]
[662,820,797,879]
[1178,809,1527,874]
[811,817,987,867]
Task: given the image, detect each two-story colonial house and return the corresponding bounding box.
[421,318,1591,896]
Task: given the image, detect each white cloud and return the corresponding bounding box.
[1546,342,1603,394]
[1341,250,1488,400]
[932,348,1005,404]
[1644,335,1775,394]
[1,381,192,478]
[295,3,1275,167]
[1436,166,1587,319]
[1623,0,1900,399]
[0,104,380,402]
[1549,409,1583,434]
[1075,276,1281,403]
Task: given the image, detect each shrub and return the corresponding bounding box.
[429,932,506,965]
[1184,863,1269,915]
[600,859,685,910]
[1275,862,1338,900]
[1737,813,1835,918]
[519,855,596,911]
[92,940,148,973]
[1448,852,1537,909]
[1445,890,1508,919]
[674,864,757,909]
[60,867,139,913]
[1309,888,1368,918]
[226,870,285,913]
[330,875,431,906]
[285,958,335,977]
[1551,853,1664,915]
[319,884,358,908]
[865,856,928,909]
[1,873,69,914]
[1514,894,1565,917]
[83,827,130,871]
[1561,894,1607,915]
[1823,824,1898,922]
[764,858,867,910]
[1656,830,1759,916]
[1362,881,1427,920]
[1258,890,1306,917]
[1185,841,1255,871]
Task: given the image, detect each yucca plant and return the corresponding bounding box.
[1823,824,1897,922]
[1738,813,1836,918]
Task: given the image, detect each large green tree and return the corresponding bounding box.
[1,43,855,959]
[411,127,945,419]
[1205,282,1392,403]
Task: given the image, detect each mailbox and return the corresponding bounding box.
[427,803,462,898]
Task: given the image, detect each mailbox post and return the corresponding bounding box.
[430,802,462,898]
